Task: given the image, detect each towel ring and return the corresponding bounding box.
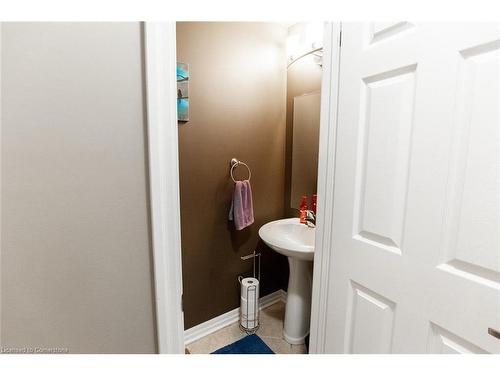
[230,158,251,182]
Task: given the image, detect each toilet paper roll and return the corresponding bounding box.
[240,277,259,300]
[240,277,259,329]
[240,296,259,329]
[240,296,260,318]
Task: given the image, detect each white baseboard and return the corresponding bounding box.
[184,289,287,346]
[259,288,287,309]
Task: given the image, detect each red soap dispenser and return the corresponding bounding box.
[312,194,317,215]
[299,195,308,224]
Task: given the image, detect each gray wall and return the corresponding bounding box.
[1,23,157,353]
[176,22,289,329]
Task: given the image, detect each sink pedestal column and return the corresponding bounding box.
[283,257,313,345]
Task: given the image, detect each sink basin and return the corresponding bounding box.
[258,218,315,261]
[258,218,315,345]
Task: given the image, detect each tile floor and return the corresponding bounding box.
[186,301,308,354]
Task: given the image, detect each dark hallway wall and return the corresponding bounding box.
[176,22,289,329]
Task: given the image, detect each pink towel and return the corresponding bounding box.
[228,180,254,230]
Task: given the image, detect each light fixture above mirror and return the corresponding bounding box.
[286,22,324,66]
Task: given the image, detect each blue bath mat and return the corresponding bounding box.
[212,334,274,354]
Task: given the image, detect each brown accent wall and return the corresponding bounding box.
[176,22,289,329]
[284,54,323,217]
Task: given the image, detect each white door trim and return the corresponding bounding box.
[309,22,342,354]
[143,21,342,354]
[144,22,185,354]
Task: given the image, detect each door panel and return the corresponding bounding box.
[323,22,500,353]
[369,22,415,45]
[345,282,396,353]
[429,324,488,354]
[354,64,416,254]
[442,39,500,278]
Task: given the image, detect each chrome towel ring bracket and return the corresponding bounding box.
[230,158,251,182]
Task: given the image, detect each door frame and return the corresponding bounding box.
[144,21,185,354]
[309,22,342,354]
[143,21,342,354]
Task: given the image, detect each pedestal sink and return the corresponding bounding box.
[258,218,314,344]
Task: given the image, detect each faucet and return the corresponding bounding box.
[305,210,316,228]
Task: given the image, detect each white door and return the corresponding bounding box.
[322,22,500,353]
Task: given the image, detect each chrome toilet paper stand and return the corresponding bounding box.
[238,250,261,334]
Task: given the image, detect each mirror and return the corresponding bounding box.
[286,22,323,211]
[290,92,321,209]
